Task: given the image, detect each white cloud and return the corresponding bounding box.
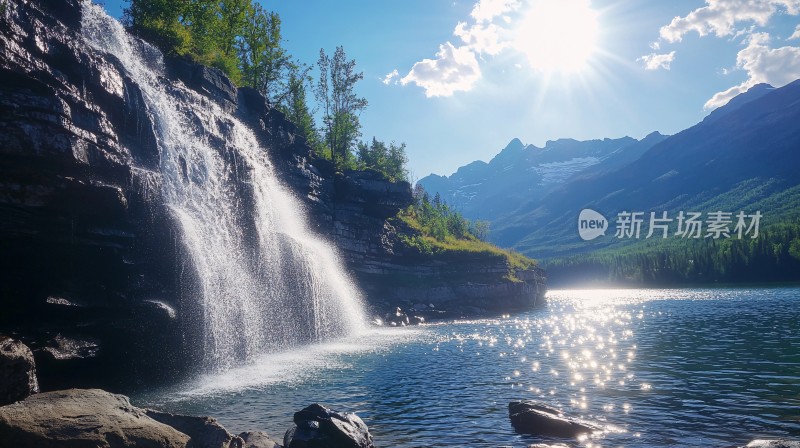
[789,24,800,40]
[705,32,800,108]
[400,0,520,97]
[638,51,676,70]
[470,0,521,23]
[400,42,482,97]
[660,0,800,43]
[454,21,508,55]
[382,69,399,85]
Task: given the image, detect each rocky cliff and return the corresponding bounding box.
[0,0,545,388]
[1,0,186,388]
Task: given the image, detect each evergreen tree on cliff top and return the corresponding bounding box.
[315,46,368,171]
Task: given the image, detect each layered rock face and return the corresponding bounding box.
[0,0,545,387]
[334,178,546,317]
[0,0,186,387]
[275,165,547,316]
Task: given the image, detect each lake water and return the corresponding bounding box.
[134,288,800,447]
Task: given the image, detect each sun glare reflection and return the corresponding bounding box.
[446,288,667,445]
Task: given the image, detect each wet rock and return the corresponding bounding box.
[409,315,425,325]
[0,389,189,447]
[40,334,99,360]
[741,441,800,448]
[384,307,410,327]
[240,431,282,448]
[141,299,179,320]
[283,403,374,448]
[509,401,600,438]
[0,336,39,406]
[146,409,244,448]
[45,296,80,307]
[0,0,188,386]
[166,56,237,109]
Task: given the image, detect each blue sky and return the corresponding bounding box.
[100,0,800,180]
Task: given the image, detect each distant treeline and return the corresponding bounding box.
[545,220,800,286]
[125,0,408,181]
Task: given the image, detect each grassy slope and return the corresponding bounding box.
[392,211,537,283]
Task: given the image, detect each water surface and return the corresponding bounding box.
[135,288,800,447]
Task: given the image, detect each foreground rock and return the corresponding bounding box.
[284,403,374,448]
[0,336,39,406]
[0,389,190,447]
[741,441,800,448]
[240,431,282,448]
[509,401,600,438]
[145,409,245,448]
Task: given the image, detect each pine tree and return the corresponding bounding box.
[315,46,367,171]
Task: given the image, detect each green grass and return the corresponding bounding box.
[394,211,536,282]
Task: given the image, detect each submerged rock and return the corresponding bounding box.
[284,403,374,448]
[0,389,189,447]
[0,336,39,406]
[509,400,600,438]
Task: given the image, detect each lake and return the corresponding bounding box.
[133,287,800,447]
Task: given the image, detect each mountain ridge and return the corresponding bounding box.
[418,134,662,222]
[418,81,800,261]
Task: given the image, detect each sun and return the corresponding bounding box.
[515,0,600,73]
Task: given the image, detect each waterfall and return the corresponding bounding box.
[81,2,365,370]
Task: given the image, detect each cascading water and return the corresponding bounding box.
[81,2,365,370]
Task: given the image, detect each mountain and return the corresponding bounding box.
[702,83,775,124]
[418,134,667,222]
[418,81,800,261]
[492,80,800,258]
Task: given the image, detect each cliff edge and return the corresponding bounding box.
[0,0,546,387]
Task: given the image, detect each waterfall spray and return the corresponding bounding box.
[81,2,365,370]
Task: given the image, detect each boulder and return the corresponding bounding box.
[145,409,244,448]
[283,404,373,448]
[0,336,39,406]
[509,401,599,438]
[239,431,282,448]
[0,389,190,447]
